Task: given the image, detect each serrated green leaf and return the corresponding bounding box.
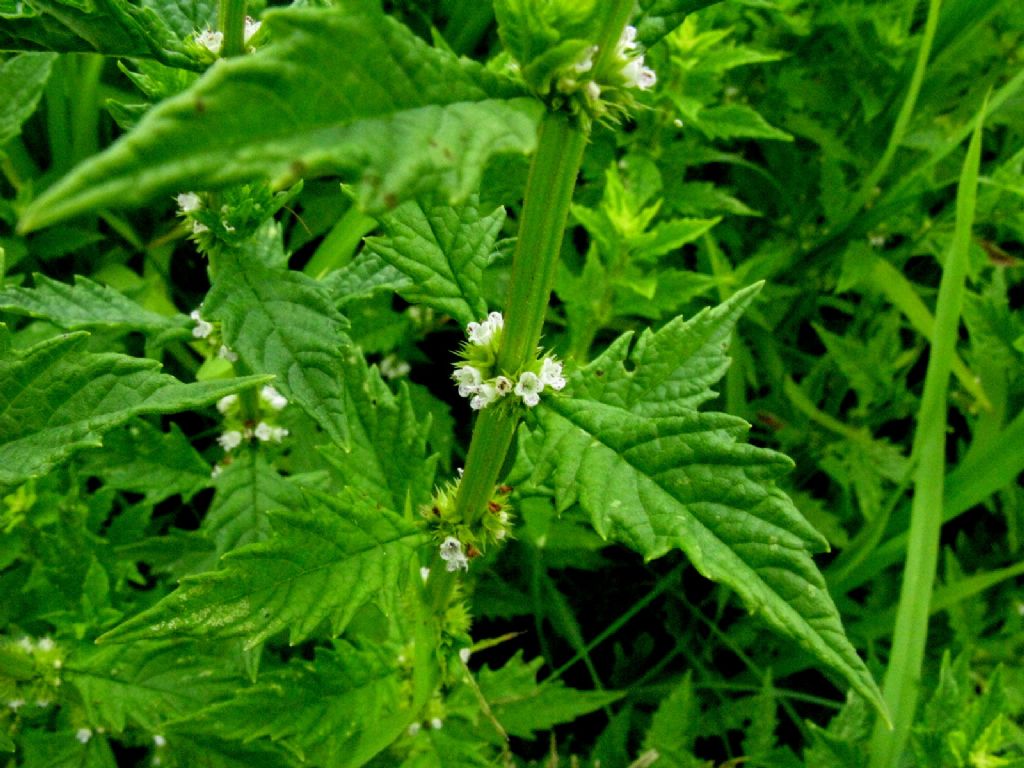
[19,3,543,232]
[203,246,352,449]
[80,420,210,504]
[98,492,422,648]
[0,0,193,64]
[635,0,723,46]
[320,355,435,513]
[0,273,186,333]
[690,104,793,142]
[0,331,265,487]
[199,451,303,564]
[0,52,56,146]
[66,640,238,733]
[642,674,701,767]
[361,195,503,326]
[172,644,401,765]
[476,652,622,739]
[524,285,884,716]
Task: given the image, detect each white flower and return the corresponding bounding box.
[7,699,24,711]
[439,536,469,572]
[470,381,498,411]
[407,722,421,736]
[514,371,543,407]
[195,27,223,54]
[466,311,503,346]
[458,647,471,664]
[217,345,238,362]
[622,57,657,90]
[36,637,54,652]
[153,735,167,748]
[430,718,444,730]
[216,394,237,413]
[218,430,243,451]
[585,81,601,102]
[419,567,431,583]
[17,636,34,652]
[192,220,209,235]
[618,24,639,54]
[260,385,288,410]
[36,699,50,708]
[176,192,201,214]
[539,357,566,391]
[76,728,92,744]
[573,45,598,73]
[379,354,410,380]
[453,365,483,398]
[494,375,513,396]
[243,16,261,44]
[253,423,288,443]
[190,310,213,339]
[211,465,223,479]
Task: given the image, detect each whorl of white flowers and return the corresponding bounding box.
[453,312,566,410]
[554,23,656,111]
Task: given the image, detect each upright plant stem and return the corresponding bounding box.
[219,0,247,58]
[454,112,587,527]
[451,0,633,528]
[866,104,984,768]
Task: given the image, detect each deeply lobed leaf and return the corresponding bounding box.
[19,2,543,231]
[99,491,422,648]
[0,330,265,487]
[521,285,885,716]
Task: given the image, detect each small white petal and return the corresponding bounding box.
[459,648,471,664]
[217,345,238,362]
[494,375,513,396]
[195,28,223,53]
[260,385,288,410]
[217,431,243,451]
[153,735,167,748]
[514,371,544,407]
[453,365,483,398]
[407,722,421,736]
[585,81,601,101]
[430,718,443,730]
[253,422,273,442]
[573,45,598,73]
[539,358,566,391]
[243,16,261,44]
[192,220,209,235]
[76,728,92,744]
[419,567,431,583]
[176,192,201,213]
[7,699,24,711]
[211,465,223,479]
[36,637,54,652]
[470,382,498,411]
[216,394,237,413]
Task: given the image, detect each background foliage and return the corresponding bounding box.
[1,0,1023,765]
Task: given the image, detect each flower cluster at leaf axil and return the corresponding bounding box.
[190,16,263,61]
[515,23,657,121]
[189,308,239,364]
[452,311,565,411]
[421,476,514,571]
[212,385,290,471]
[4,635,64,717]
[174,182,301,256]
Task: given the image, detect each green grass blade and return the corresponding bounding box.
[867,98,986,768]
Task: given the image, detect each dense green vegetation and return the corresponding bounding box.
[1,0,1023,765]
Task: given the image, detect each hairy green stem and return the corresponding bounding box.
[453,112,586,528]
[218,0,247,58]
[451,0,632,529]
